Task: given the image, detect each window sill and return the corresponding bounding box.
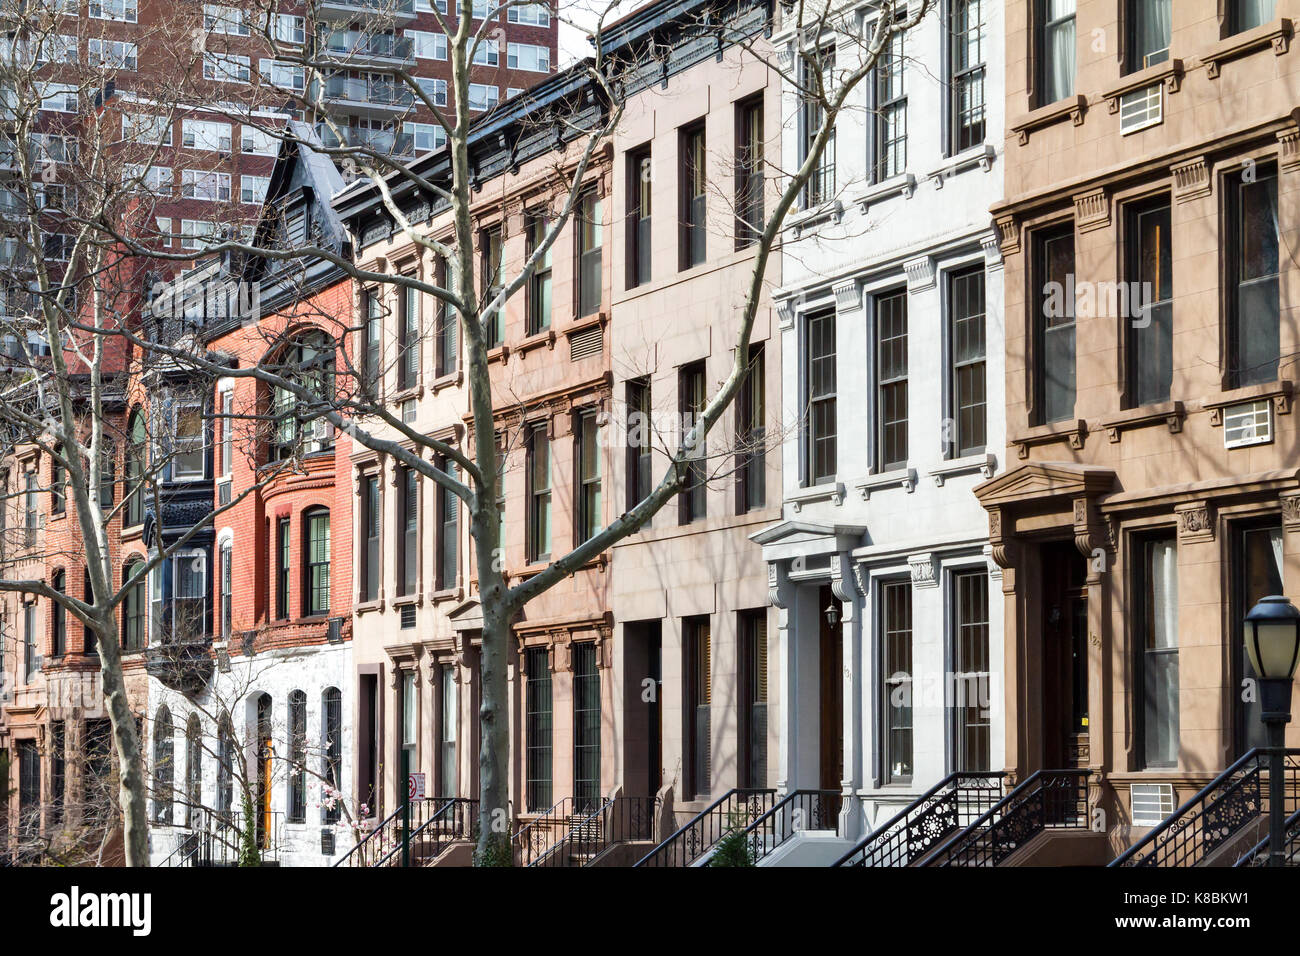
[392,593,423,608]
[390,384,423,404]
[486,344,509,366]
[1102,400,1184,443]
[1010,418,1088,458]
[929,452,996,486]
[1010,94,1088,146]
[355,598,384,615]
[1103,58,1184,112]
[427,586,462,604]
[850,173,916,214]
[854,466,918,500]
[430,370,462,394]
[787,480,846,512]
[1206,379,1294,425]
[785,198,844,238]
[516,328,556,356]
[927,144,995,188]
[1202,18,1293,78]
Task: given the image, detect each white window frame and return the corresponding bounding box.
[88,37,138,71]
[182,169,231,202]
[506,42,549,73]
[123,112,173,146]
[407,29,447,60]
[419,77,448,107]
[38,83,78,113]
[89,0,137,23]
[203,52,251,84]
[274,14,306,45]
[183,119,234,152]
[203,3,250,35]
[240,175,269,205]
[240,124,278,156]
[468,83,498,112]
[508,3,550,26]
[181,219,220,251]
[408,121,446,152]
[260,59,306,93]
[472,38,499,66]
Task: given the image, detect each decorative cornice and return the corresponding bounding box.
[1073,188,1110,233]
[833,280,861,312]
[907,552,938,589]
[1279,125,1300,173]
[1281,493,1300,532]
[1175,500,1215,544]
[904,255,936,293]
[1171,156,1212,204]
[995,214,1020,258]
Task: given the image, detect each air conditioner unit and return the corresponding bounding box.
[1130,782,1174,827]
[1223,399,1272,449]
[1119,83,1162,135]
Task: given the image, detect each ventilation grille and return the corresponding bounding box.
[569,324,603,361]
[1120,83,1162,135]
[1130,783,1174,827]
[1224,399,1272,449]
[400,604,416,629]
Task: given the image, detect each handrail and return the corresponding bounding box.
[833,771,1006,867]
[333,803,406,868]
[924,769,1092,867]
[530,797,612,868]
[512,796,574,866]
[1233,806,1300,867]
[633,787,777,867]
[373,798,473,867]
[530,796,656,868]
[1110,748,1300,867]
[739,789,840,866]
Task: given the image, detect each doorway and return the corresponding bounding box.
[1040,542,1089,770]
[255,693,272,849]
[818,585,843,794]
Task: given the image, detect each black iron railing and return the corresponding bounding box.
[738,789,841,865]
[374,798,478,867]
[924,769,1092,867]
[634,788,777,867]
[333,796,455,867]
[530,796,657,867]
[1234,806,1300,866]
[834,772,1007,867]
[159,809,285,867]
[1112,749,1300,868]
[512,796,578,866]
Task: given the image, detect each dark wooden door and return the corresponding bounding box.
[818,586,843,793]
[1040,542,1088,770]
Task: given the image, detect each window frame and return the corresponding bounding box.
[947,266,987,457]
[879,577,913,785]
[303,507,331,618]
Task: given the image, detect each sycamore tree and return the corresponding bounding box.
[1,0,937,865]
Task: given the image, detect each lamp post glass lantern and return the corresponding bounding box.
[1243,594,1300,866]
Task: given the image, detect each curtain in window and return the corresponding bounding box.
[1144,538,1179,766]
[1134,0,1172,67]
[1043,0,1076,101]
[1236,0,1276,32]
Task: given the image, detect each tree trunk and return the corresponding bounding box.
[93,620,148,866]
[475,582,511,864]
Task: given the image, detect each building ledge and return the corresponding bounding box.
[851,173,916,213]
[929,452,996,486]
[854,466,918,499]
[515,328,556,357]
[1010,94,1088,146]
[1101,400,1184,442]
[1201,18,1293,79]
[927,144,996,189]
[1205,379,1293,425]
[785,198,844,238]
[430,369,462,394]
[1102,59,1185,112]
[1011,418,1088,458]
[787,480,846,511]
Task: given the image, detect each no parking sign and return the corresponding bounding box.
[408,772,426,801]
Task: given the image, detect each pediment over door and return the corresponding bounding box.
[974,462,1116,510]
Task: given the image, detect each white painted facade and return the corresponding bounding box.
[146,641,354,868]
[758,0,1007,843]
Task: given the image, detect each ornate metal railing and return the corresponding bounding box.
[924,769,1092,867]
[738,789,841,866]
[1112,749,1300,867]
[374,798,478,867]
[333,796,455,867]
[1233,805,1300,867]
[634,788,777,867]
[834,772,1007,867]
[159,809,285,867]
[512,797,579,866]
[530,796,656,867]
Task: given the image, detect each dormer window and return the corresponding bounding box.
[270,330,336,460]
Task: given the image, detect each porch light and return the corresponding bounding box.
[1243,594,1300,867]
[824,602,840,628]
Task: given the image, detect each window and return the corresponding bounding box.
[23,602,37,682]
[679,361,707,523]
[259,59,306,93]
[181,220,219,251]
[126,409,145,525]
[397,467,418,597]
[90,0,136,21]
[467,83,498,112]
[51,569,66,655]
[1127,0,1171,73]
[1229,0,1276,34]
[880,579,913,783]
[526,213,552,334]
[480,227,504,347]
[949,268,987,456]
[679,124,706,270]
[805,310,837,484]
[322,688,342,822]
[408,29,447,60]
[398,284,420,390]
[525,646,553,811]
[409,122,446,153]
[577,410,602,541]
[951,569,990,771]
[202,51,248,83]
[124,113,172,146]
[509,3,550,26]
[440,665,458,796]
[738,610,768,789]
[1033,225,1076,424]
[50,720,66,823]
[1037,0,1076,105]
[241,175,270,205]
[436,458,459,591]
[949,0,986,152]
[38,81,79,112]
[123,560,146,651]
[420,78,449,108]
[125,164,173,196]
[472,38,499,66]
[362,474,380,603]
[577,190,603,316]
[275,517,290,619]
[573,642,601,811]
[401,670,417,774]
[182,169,231,202]
[1137,534,1179,769]
[626,147,652,288]
[507,42,549,72]
[875,290,908,472]
[275,13,306,44]
[219,542,232,641]
[270,331,336,459]
[434,259,457,376]
[185,715,202,827]
[626,378,652,507]
[1232,522,1282,754]
[872,27,907,182]
[304,509,331,616]
[51,448,65,514]
[23,471,38,546]
[204,3,249,35]
[89,39,137,70]
[173,552,207,640]
[1228,164,1279,388]
[1126,199,1173,407]
[30,133,76,165]
[182,119,233,152]
[735,98,764,249]
[172,401,205,480]
[685,617,711,800]
[736,344,765,513]
[363,290,383,394]
[526,423,551,563]
[241,124,278,156]
[153,707,173,824]
[799,47,835,208]
[217,715,234,817]
[286,690,306,823]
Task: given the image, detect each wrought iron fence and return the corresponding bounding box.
[634,788,777,867]
[530,796,656,867]
[738,789,841,866]
[374,798,478,867]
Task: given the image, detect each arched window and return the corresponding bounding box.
[122,560,146,651]
[269,331,335,461]
[303,508,330,617]
[217,712,234,819]
[287,690,307,823]
[321,687,342,823]
[125,408,146,526]
[153,706,173,824]
[51,569,66,656]
[185,714,202,828]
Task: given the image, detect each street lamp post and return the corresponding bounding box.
[1243,595,1300,867]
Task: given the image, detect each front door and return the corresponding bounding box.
[818,585,843,796]
[1041,542,1089,770]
